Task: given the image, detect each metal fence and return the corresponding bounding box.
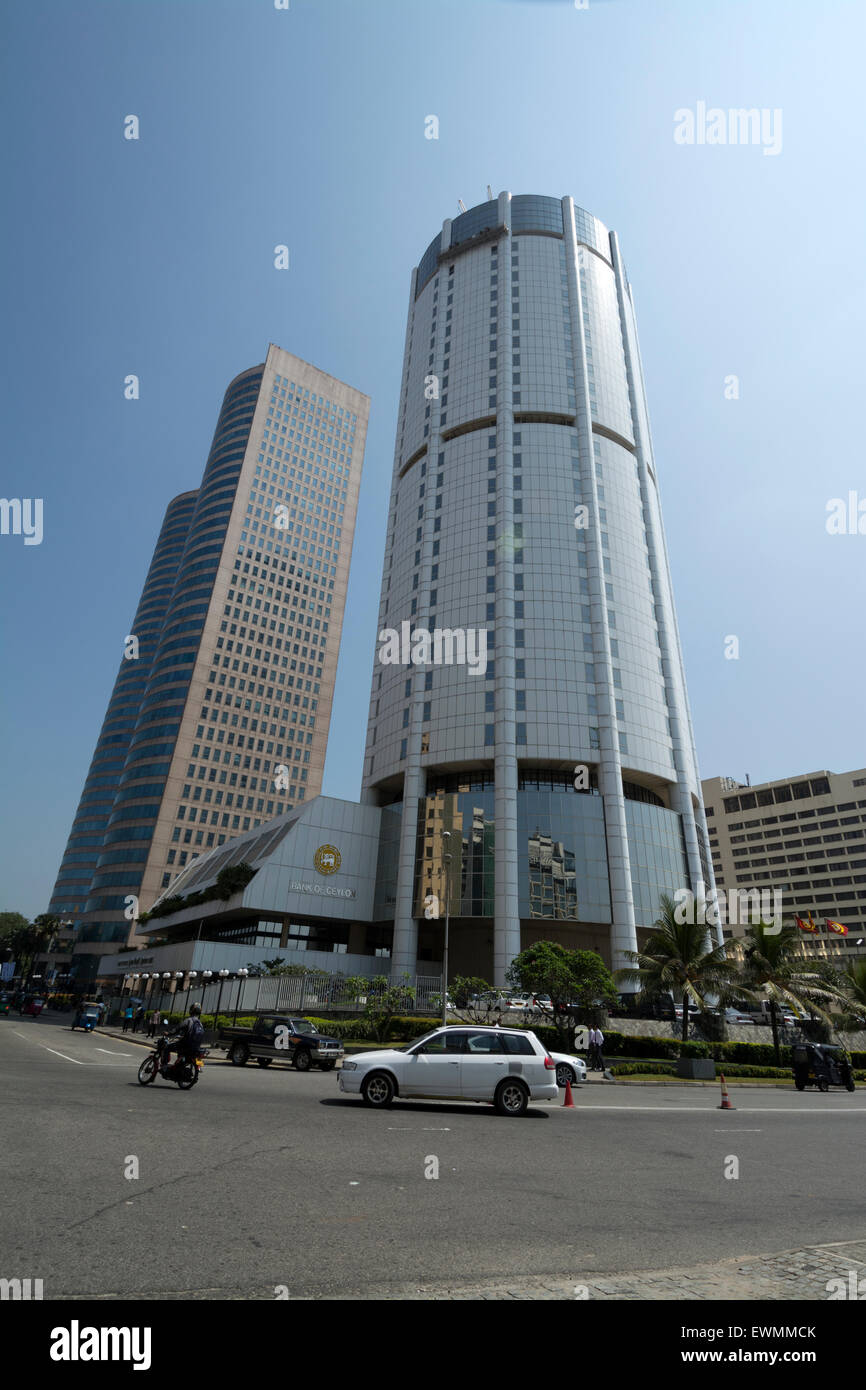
[133,971,444,1021]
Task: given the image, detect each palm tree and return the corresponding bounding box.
[733,920,851,1064]
[616,894,738,1044]
[839,958,866,1030]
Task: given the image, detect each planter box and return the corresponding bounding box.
[676,1058,716,1080]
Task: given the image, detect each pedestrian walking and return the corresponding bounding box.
[588,1025,605,1071]
[122,1003,133,1033]
[133,1005,144,1033]
[147,1009,159,1038]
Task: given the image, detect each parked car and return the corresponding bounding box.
[723,1007,756,1025]
[548,1052,587,1088]
[339,1025,559,1116]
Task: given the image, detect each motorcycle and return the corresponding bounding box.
[137,1035,208,1090]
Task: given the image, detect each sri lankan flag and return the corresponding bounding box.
[826,918,849,936]
[796,914,818,933]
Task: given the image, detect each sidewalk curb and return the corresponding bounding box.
[95,1029,153,1049]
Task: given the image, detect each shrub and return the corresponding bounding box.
[610,1062,678,1077]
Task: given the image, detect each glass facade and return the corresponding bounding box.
[366,191,712,978]
[411,784,658,925]
[625,799,689,925]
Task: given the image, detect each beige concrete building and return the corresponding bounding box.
[50,346,369,985]
[702,768,866,959]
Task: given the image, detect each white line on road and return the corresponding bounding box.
[96,1048,132,1057]
[43,1047,86,1065]
[572,1105,866,1114]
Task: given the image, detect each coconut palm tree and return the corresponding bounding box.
[733,920,851,1064]
[616,894,739,1044]
[839,958,866,1030]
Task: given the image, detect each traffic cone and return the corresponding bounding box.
[718,1073,734,1110]
[563,1077,575,1108]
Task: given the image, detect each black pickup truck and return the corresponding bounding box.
[217,1014,344,1072]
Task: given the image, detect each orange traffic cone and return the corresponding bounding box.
[563,1078,575,1108]
[718,1073,734,1110]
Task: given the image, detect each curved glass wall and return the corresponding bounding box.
[412,785,686,926]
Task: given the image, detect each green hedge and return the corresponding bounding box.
[539,1026,866,1069]
[304,1014,435,1043]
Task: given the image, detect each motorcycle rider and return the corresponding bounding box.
[160,1002,205,1076]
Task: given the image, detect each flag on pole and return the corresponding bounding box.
[796,915,817,933]
[825,918,849,936]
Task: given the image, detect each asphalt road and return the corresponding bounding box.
[2,1014,865,1300]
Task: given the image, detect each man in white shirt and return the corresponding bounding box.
[588,1025,605,1071]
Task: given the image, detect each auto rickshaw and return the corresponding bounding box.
[792,1042,856,1093]
[70,1002,101,1032]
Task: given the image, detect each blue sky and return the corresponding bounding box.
[2,0,864,917]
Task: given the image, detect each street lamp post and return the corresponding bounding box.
[442,830,452,1028]
[161,973,171,1017]
[185,972,198,1015]
[234,969,249,1024]
[201,970,213,1021]
[215,969,229,1027]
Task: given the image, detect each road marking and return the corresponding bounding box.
[96,1048,132,1057]
[569,1104,866,1114]
[43,1047,86,1065]
[714,1128,762,1132]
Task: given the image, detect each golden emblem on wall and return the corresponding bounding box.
[314,844,341,875]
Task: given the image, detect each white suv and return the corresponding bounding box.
[338,1026,559,1116]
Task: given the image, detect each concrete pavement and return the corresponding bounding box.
[3,1013,865,1301]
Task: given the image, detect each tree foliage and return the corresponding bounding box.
[507,941,617,1047]
[615,894,738,1044]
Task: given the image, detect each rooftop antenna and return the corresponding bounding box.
[457,199,467,213]
[487,184,493,200]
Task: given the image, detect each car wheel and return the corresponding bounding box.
[794,1078,806,1091]
[817,1077,829,1093]
[230,1043,249,1066]
[495,1078,529,1116]
[256,1058,272,1068]
[319,1061,336,1071]
[555,1063,575,1088]
[294,1048,312,1072]
[361,1072,395,1107]
[137,1056,158,1086]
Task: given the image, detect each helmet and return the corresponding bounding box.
[190,1003,202,1016]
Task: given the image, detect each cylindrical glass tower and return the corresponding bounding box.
[362,192,716,984]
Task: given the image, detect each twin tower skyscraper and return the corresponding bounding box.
[49,349,369,982]
[50,193,716,987]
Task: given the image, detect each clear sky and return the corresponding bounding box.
[2,0,864,918]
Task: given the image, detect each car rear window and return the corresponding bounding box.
[465,1032,503,1053]
[500,1034,535,1055]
